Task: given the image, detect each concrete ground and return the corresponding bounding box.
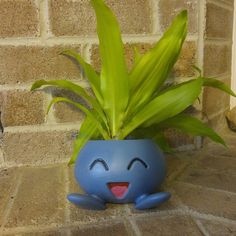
[0,130,236,236]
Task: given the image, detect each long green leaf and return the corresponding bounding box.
[127,10,188,114]
[68,116,98,165]
[203,77,236,97]
[61,50,103,104]
[158,114,226,146]
[47,97,110,140]
[91,0,129,137]
[31,79,109,131]
[119,79,202,139]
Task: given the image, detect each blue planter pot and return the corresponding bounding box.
[67,139,171,210]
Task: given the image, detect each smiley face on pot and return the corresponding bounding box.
[67,140,171,210]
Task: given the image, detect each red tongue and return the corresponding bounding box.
[108,182,129,198]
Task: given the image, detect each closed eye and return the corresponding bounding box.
[127,158,148,170]
[90,158,109,171]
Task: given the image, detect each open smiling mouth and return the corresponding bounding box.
[107,182,129,199]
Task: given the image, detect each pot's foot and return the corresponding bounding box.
[135,192,171,210]
[67,193,106,210]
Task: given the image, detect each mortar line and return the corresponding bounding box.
[208,107,229,119]
[205,38,233,45]
[84,43,93,65]
[2,209,235,235]
[193,218,210,236]
[0,73,204,92]
[4,123,81,133]
[207,0,234,11]
[186,208,236,225]
[176,180,236,196]
[0,34,198,46]
[0,172,23,229]
[0,80,89,91]
[64,166,71,225]
[149,0,160,34]
[4,159,68,169]
[39,0,51,41]
[215,0,235,7]
[127,218,142,236]
[197,0,206,116]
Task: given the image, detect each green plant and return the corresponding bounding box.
[31,0,236,165]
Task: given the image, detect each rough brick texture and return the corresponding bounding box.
[0,0,39,38]
[159,0,198,34]
[0,168,19,227]
[70,222,130,236]
[49,0,152,36]
[5,166,66,227]
[199,219,236,235]
[0,45,81,85]
[3,130,77,165]
[136,215,202,235]
[204,43,232,77]
[206,3,233,39]
[174,182,236,220]
[1,90,45,127]
[91,41,197,78]
[52,88,87,123]
[203,78,231,117]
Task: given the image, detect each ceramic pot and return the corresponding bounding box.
[68,139,171,210]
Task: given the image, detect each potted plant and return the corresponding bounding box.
[31,0,235,210]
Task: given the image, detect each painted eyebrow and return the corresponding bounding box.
[127,158,148,170]
[89,158,109,171]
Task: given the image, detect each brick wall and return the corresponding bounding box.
[0,0,234,167]
[203,0,234,131]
